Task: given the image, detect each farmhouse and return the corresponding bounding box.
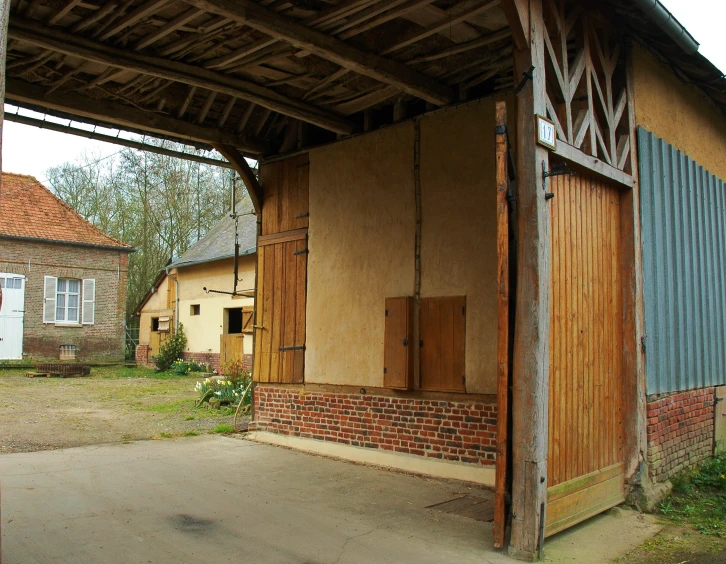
[134,200,256,371]
[1,0,726,558]
[0,172,132,362]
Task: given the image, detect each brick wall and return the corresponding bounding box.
[1,239,129,361]
[647,387,715,483]
[136,344,150,365]
[252,386,497,466]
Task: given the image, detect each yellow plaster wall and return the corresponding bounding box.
[305,98,507,392]
[176,256,255,354]
[632,46,726,180]
[419,101,499,393]
[138,275,172,344]
[306,122,416,387]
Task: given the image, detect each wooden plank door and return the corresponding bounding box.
[253,231,308,384]
[220,334,244,366]
[716,387,726,454]
[546,170,625,536]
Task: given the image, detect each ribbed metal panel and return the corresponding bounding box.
[639,127,726,394]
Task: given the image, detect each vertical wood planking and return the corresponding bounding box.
[261,154,310,235]
[383,297,413,390]
[548,171,623,488]
[420,297,465,392]
[293,238,307,383]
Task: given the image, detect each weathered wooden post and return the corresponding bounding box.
[501,0,551,560]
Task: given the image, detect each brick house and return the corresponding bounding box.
[134,200,255,372]
[0,173,133,362]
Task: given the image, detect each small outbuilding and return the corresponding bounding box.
[134,201,257,371]
[0,172,133,362]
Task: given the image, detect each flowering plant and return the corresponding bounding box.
[172,358,207,375]
[194,377,249,409]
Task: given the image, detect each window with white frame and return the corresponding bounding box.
[56,279,80,323]
[44,276,95,325]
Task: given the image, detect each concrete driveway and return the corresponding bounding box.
[0,435,660,563]
[0,435,502,564]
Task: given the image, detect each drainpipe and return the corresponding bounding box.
[165,267,180,333]
[631,0,700,54]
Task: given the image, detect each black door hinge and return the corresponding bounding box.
[279,345,306,352]
[403,338,408,346]
[294,249,309,255]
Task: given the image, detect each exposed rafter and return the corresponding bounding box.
[184,0,454,105]
[5,78,267,155]
[9,17,355,134]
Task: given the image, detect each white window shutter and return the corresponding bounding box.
[82,279,96,325]
[43,276,57,323]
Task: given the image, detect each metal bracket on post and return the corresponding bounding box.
[542,161,575,201]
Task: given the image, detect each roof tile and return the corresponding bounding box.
[0,172,131,249]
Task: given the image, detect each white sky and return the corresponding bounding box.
[1,0,724,181]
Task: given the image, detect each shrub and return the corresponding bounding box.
[153,324,187,372]
[172,358,207,375]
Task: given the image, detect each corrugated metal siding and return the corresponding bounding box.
[639,127,726,394]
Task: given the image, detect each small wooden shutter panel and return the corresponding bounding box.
[384,297,413,390]
[242,307,254,333]
[82,279,95,325]
[43,275,57,324]
[420,296,466,392]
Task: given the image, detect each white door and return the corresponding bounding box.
[0,274,25,360]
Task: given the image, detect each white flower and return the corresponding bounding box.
[214,391,221,396]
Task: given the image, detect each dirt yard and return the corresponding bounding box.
[0,365,247,453]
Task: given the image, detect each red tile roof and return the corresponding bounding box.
[0,172,131,250]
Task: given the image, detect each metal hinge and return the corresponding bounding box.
[403,338,408,347]
[279,345,306,352]
[385,309,389,316]
[295,212,310,219]
[641,335,647,353]
[384,367,387,374]
[294,249,309,255]
[462,375,466,385]
[419,340,424,348]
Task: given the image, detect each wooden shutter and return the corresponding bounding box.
[43,275,57,324]
[384,297,413,390]
[82,278,95,325]
[419,296,466,392]
[242,306,254,333]
[260,154,309,236]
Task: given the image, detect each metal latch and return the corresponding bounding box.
[279,345,306,352]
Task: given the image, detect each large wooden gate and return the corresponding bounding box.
[547,171,625,536]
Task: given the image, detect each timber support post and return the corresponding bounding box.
[506,0,551,560]
[1,0,10,192]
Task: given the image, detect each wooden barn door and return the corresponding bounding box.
[546,170,625,536]
[253,154,309,384]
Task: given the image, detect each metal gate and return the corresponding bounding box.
[0,273,25,360]
[546,172,626,536]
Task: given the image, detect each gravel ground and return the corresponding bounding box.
[0,365,249,454]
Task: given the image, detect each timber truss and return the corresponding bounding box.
[4,0,515,164]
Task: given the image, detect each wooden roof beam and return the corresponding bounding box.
[500,0,529,50]
[184,0,454,106]
[134,7,204,50]
[5,77,268,155]
[47,0,82,25]
[212,143,262,213]
[9,18,355,134]
[380,0,501,55]
[98,0,170,41]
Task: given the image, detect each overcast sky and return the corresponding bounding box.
[2,0,724,181]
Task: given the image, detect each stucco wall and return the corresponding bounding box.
[632,45,726,180]
[306,121,416,387]
[138,275,172,345]
[175,256,255,355]
[306,98,505,393]
[419,103,499,393]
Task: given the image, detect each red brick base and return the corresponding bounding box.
[135,344,149,365]
[252,386,497,466]
[647,387,715,483]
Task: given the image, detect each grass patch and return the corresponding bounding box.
[183,430,199,437]
[159,432,172,438]
[658,453,726,537]
[211,424,235,434]
[144,399,191,414]
[184,415,195,421]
